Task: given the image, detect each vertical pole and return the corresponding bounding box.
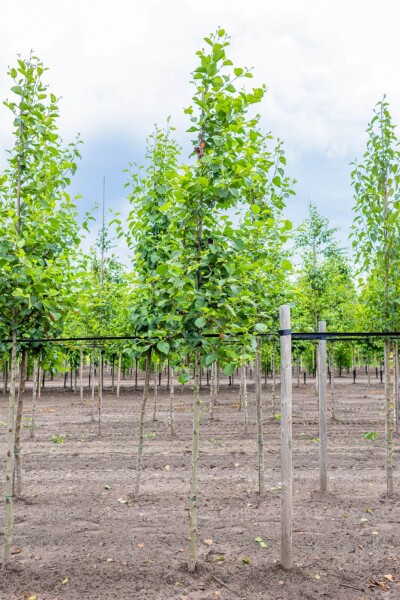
[280,305,292,572]
[116,352,122,399]
[30,358,38,439]
[80,347,83,402]
[394,343,399,434]
[318,321,327,494]
[255,337,265,495]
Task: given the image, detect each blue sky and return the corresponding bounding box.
[1,0,400,260]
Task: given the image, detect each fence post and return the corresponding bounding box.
[318,321,327,493]
[280,305,292,571]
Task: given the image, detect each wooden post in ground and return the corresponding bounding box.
[79,347,84,403]
[318,321,327,494]
[279,304,292,572]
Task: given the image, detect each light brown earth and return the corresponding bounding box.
[0,373,399,599]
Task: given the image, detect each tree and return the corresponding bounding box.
[351,97,400,495]
[0,54,81,565]
[125,29,294,572]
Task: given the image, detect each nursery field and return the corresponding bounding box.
[1,376,399,600]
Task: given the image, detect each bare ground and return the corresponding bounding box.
[0,375,399,599]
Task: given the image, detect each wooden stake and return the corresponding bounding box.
[79,346,83,403]
[318,321,327,494]
[394,342,399,434]
[384,339,393,495]
[255,337,265,495]
[280,305,293,572]
[188,349,201,572]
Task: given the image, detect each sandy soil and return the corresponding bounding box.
[0,374,399,599]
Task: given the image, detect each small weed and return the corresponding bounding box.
[274,413,281,421]
[144,432,156,438]
[255,536,268,548]
[51,435,65,444]
[311,437,319,443]
[363,431,377,441]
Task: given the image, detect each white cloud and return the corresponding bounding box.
[1,0,400,241]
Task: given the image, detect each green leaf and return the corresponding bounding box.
[255,323,268,333]
[195,317,206,328]
[156,264,169,276]
[178,372,191,384]
[157,341,170,355]
[234,67,243,77]
[205,354,217,366]
[281,259,292,270]
[250,204,261,214]
[223,363,236,376]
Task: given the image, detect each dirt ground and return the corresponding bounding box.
[0,374,399,599]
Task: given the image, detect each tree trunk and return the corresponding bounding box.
[111,356,115,394]
[242,356,248,434]
[3,359,8,395]
[134,348,152,497]
[209,361,217,419]
[152,360,158,422]
[98,349,103,435]
[91,347,96,422]
[116,352,122,399]
[239,360,243,411]
[13,349,28,497]
[170,366,175,436]
[30,358,38,439]
[271,344,276,419]
[3,330,18,566]
[188,350,201,573]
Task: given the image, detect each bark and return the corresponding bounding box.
[116,352,122,399]
[209,361,217,420]
[239,359,243,411]
[30,358,38,439]
[91,347,95,422]
[98,350,103,435]
[134,348,152,497]
[243,358,248,435]
[13,349,28,497]
[152,360,158,422]
[170,366,175,436]
[3,331,18,566]
[3,359,8,395]
[111,357,115,394]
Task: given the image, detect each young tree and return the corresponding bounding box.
[351,98,400,495]
[0,54,81,566]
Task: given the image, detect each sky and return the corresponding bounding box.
[1,0,400,258]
